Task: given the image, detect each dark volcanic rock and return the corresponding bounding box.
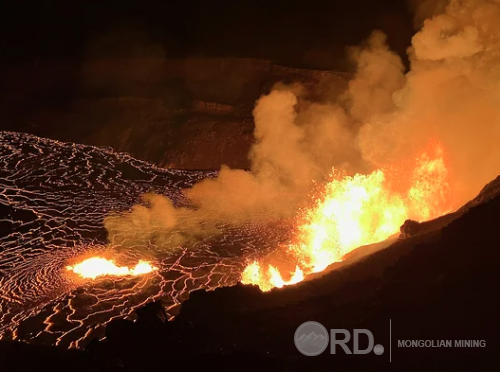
[0,340,92,372]
[175,283,266,324]
[135,300,168,326]
[400,219,421,238]
[3,176,500,370]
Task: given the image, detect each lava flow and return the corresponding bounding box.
[241,140,451,291]
[66,257,158,279]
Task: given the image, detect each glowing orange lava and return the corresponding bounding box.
[241,141,451,291]
[66,257,158,279]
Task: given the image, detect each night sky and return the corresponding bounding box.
[1,0,415,70]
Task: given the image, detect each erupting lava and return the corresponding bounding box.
[66,257,158,279]
[242,141,451,291]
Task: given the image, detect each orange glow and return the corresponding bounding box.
[241,262,304,292]
[66,257,158,279]
[241,140,451,291]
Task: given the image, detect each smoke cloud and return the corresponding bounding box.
[106,0,500,249]
[408,0,449,29]
[360,0,500,204]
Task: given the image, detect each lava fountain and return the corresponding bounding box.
[241,140,452,291]
[66,257,158,279]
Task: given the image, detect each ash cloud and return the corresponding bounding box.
[105,0,500,248]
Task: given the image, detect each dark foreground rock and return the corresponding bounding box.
[2,180,500,371]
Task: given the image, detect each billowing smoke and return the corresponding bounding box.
[105,87,360,247]
[359,0,500,205]
[106,0,500,248]
[408,0,449,29]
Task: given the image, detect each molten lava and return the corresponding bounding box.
[241,141,451,291]
[242,262,304,291]
[66,257,158,279]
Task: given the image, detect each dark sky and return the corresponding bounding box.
[1,0,415,70]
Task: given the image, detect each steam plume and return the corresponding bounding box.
[359,0,500,204]
[106,0,500,249]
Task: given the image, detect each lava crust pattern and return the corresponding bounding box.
[0,132,290,348]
